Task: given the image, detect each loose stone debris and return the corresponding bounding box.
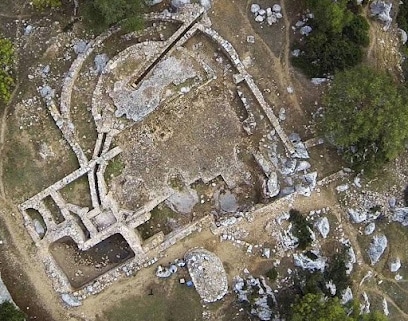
[185,248,228,302]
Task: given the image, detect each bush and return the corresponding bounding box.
[289,209,313,250]
[292,0,369,77]
[0,301,25,321]
[343,14,370,47]
[324,247,350,296]
[0,37,15,106]
[82,0,145,33]
[266,268,278,281]
[32,0,61,10]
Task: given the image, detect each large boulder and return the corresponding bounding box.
[364,222,376,235]
[315,217,330,238]
[368,234,388,265]
[293,252,326,272]
[265,172,280,198]
[171,0,190,8]
[348,208,367,223]
[392,207,408,226]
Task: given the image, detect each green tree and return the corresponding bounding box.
[82,0,145,33]
[289,209,312,250]
[0,37,15,105]
[318,66,408,173]
[32,0,61,10]
[290,294,388,321]
[307,0,353,34]
[292,0,369,77]
[0,301,25,321]
[290,293,351,321]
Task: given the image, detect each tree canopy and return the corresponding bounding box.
[82,0,145,33]
[290,294,388,321]
[0,37,15,106]
[0,301,25,321]
[318,66,408,173]
[292,0,369,77]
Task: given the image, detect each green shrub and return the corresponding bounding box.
[266,268,278,281]
[82,0,145,33]
[318,65,408,173]
[32,0,61,10]
[0,301,25,321]
[0,37,15,106]
[289,209,313,250]
[292,0,369,77]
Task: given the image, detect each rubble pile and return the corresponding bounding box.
[250,3,283,26]
[185,248,228,302]
[234,274,277,321]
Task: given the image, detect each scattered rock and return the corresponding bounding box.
[73,40,87,54]
[388,197,396,208]
[272,4,281,12]
[42,65,50,75]
[39,85,55,100]
[311,77,328,85]
[145,0,163,5]
[326,280,336,296]
[348,208,367,223]
[263,248,271,259]
[336,184,349,192]
[392,207,408,226]
[233,275,277,321]
[278,108,286,121]
[389,258,401,272]
[265,172,280,198]
[251,4,261,14]
[293,252,326,272]
[315,217,330,238]
[399,28,408,44]
[247,35,255,43]
[364,222,375,235]
[94,53,109,74]
[383,298,389,316]
[341,287,353,304]
[24,25,33,35]
[171,0,191,8]
[291,49,300,57]
[300,25,312,36]
[296,161,310,172]
[255,15,265,22]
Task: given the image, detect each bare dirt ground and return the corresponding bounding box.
[1,0,408,320]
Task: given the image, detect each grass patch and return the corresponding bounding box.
[379,279,408,314]
[98,280,202,321]
[105,156,124,185]
[60,175,93,209]
[137,203,177,240]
